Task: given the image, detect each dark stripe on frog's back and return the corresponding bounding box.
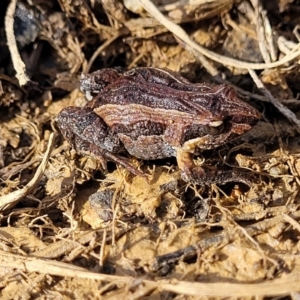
[90,78,223,118]
[124,67,213,93]
[124,71,259,124]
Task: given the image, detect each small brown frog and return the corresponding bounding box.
[57,67,260,185]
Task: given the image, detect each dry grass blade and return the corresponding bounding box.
[0,250,133,283]
[5,0,30,86]
[250,0,277,63]
[249,69,300,131]
[158,277,300,297]
[84,33,121,73]
[1,249,300,297]
[0,133,55,211]
[138,0,300,70]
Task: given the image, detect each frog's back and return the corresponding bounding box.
[90,76,222,117]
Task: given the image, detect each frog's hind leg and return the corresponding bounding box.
[99,149,147,178]
[57,106,146,178]
[75,141,146,178]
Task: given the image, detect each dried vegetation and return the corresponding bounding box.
[1,0,300,298]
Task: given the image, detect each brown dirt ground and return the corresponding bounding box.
[1,0,300,299]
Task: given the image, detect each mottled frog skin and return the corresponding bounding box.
[57,67,260,184]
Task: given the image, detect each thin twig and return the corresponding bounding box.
[0,133,56,211]
[251,0,274,63]
[1,249,300,296]
[84,33,121,73]
[174,36,219,76]
[282,213,300,233]
[137,0,300,70]
[5,0,31,86]
[248,69,300,132]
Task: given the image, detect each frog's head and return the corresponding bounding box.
[80,67,124,101]
[212,85,260,135]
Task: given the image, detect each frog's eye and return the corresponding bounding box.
[209,120,223,127]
